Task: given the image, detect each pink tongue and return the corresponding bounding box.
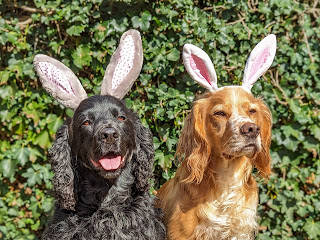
[99,156,122,170]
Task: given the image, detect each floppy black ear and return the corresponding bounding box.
[48,124,76,211]
[133,119,154,192]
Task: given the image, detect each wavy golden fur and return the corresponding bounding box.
[157,87,272,240]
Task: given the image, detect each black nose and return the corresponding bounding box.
[101,128,119,142]
[240,123,260,138]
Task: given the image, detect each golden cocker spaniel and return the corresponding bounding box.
[157,35,277,240]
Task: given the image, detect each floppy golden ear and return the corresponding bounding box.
[176,100,211,184]
[254,100,272,178]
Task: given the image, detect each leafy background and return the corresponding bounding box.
[0,0,319,239]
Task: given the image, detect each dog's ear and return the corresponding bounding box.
[254,100,272,178]
[133,119,154,192]
[49,125,76,210]
[176,101,211,184]
[101,29,143,99]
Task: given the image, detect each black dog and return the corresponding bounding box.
[43,95,165,239]
[34,30,165,239]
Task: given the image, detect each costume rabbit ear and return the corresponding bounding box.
[101,29,143,99]
[242,34,277,91]
[33,54,88,110]
[183,44,218,91]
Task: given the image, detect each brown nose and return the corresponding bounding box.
[240,123,260,138]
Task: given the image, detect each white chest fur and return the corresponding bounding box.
[195,193,258,239]
[193,165,259,240]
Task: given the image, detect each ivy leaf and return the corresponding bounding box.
[131,11,152,31]
[288,99,301,114]
[0,85,13,99]
[41,198,54,212]
[72,44,92,68]
[7,32,18,44]
[140,74,151,86]
[0,159,15,178]
[47,114,63,135]
[167,48,180,61]
[23,102,43,126]
[7,208,19,217]
[13,147,30,166]
[33,131,50,149]
[66,25,85,36]
[31,220,41,231]
[309,125,320,141]
[303,218,320,239]
[302,136,319,156]
[166,137,177,151]
[155,150,172,170]
[154,150,165,168]
[110,18,128,33]
[162,170,173,181]
[29,147,42,163]
[282,137,299,151]
[281,125,304,141]
[141,11,152,30]
[153,137,161,150]
[29,200,41,219]
[131,16,142,30]
[0,70,10,84]
[0,32,8,45]
[22,168,42,186]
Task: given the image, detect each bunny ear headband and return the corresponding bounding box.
[33,29,143,110]
[182,34,277,92]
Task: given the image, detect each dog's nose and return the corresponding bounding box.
[101,128,119,142]
[240,123,260,138]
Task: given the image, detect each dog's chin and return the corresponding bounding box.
[223,144,261,160]
[90,152,127,179]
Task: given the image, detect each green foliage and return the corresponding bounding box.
[0,0,319,239]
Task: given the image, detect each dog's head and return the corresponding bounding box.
[71,95,136,179]
[179,35,276,183]
[178,87,272,183]
[48,96,154,210]
[208,87,271,161]
[33,30,153,211]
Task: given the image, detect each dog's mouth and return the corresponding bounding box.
[222,144,258,160]
[222,152,233,159]
[90,152,125,171]
[242,143,258,158]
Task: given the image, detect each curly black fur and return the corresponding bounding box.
[43,95,166,240]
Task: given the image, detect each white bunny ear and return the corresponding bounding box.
[101,29,143,99]
[33,54,88,110]
[242,34,277,91]
[182,44,218,91]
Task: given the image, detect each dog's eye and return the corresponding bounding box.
[214,111,226,117]
[117,116,126,121]
[249,109,257,114]
[82,120,90,126]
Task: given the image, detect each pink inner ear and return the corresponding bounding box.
[189,54,212,86]
[248,47,270,80]
[39,62,76,97]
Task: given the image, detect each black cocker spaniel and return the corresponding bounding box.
[44,95,165,239]
[34,30,165,239]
